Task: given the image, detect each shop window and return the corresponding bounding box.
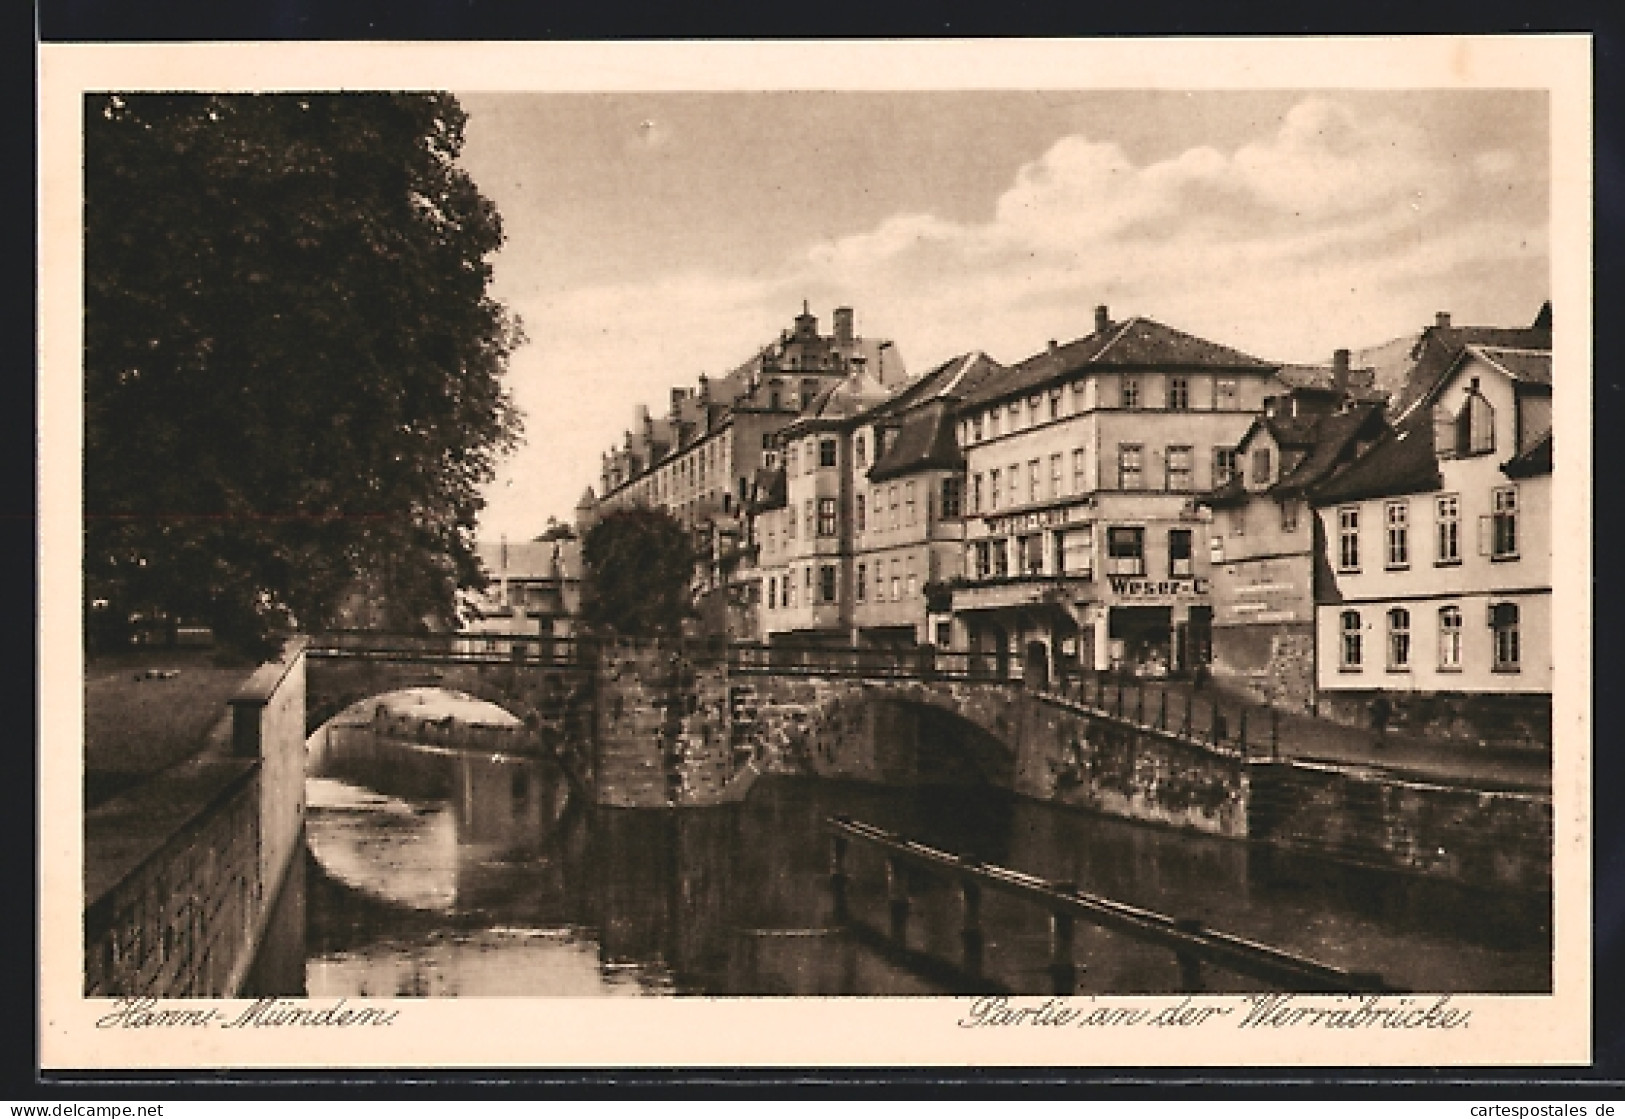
[1168,529,1193,578]
[941,476,963,519]
[820,564,837,603]
[1058,526,1094,578]
[1106,527,1146,576]
[1214,447,1238,487]
[1340,610,1362,669]
[1337,507,1360,572]
[1438,606,1462,670]
[1385,501,1409,569]
[1118,444,1144,490]
[1122,377,1141,410]
[1491,602,1520,671]
[1166,445,1193,491]
[1387,607,1411,670]
[1167,377,1190,410]
[818,498,837,537]
[1436,495,1460,564]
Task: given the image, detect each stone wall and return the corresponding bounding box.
[1315,688,1552,752]
[1211,622,1316,713]
[1248,758,1551,893]
[85,639,309,996]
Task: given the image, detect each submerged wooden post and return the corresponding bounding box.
[1049,884,1078,995]
[958,866,985,980]
[829,832,850,923]
[1173,918,1206,991]
[886,855,910,946]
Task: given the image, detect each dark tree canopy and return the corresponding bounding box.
[580,508,697,639]
[85,93,522,654]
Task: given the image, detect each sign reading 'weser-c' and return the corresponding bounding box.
[1106,576,1209,600]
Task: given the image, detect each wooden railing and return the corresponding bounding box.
[826,815,1398,996]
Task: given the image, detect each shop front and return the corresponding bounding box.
[1098,575,1213,676]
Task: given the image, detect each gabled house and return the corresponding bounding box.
[1309,340,1553,748]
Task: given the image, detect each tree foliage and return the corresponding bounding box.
[84,93,522,654]
[580,508,697,639]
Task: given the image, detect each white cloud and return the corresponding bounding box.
[478,95,1548,539]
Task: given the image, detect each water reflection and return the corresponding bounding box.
[298,725,1551,997]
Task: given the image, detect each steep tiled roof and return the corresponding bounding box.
[1474,345,1552,388]
[1274,362,1383,401]
[868,401,961,482]
[784,369,892,433]
[1391,315,1552,420]
[865,352,1005,421]
[1310,407,1440,505]
[958,316,1275,410]
[1503,430,1553,478]
[1274,403,1387,497]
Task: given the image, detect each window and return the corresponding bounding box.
[856,494,866,533]
[1491,602,1520,671]
[1018,534,1045,576]
[989,409,1001,438]
[767,577,777,610]
[889,484,900,529]
[800,379,818,409]
[855,434,867,467]
[787,505,797,540]
[787,445,798,475]
[818,497,837,537]
[1385,501,1409,568]
[1106,527,1146,576]
[1214,447,1238,487]
[989,468,1001,511]
[1122,377,1141,410]
[889,559,901,602]
[1118,444,1143,490]
[1492,486,1519,559]
[820,564,837,603]
[856,563,867,602]
[818,438,837,468]
[1166,446,1193,492]
[1340,611,1363,669]
[1073,448,1087,494]
[971,474,983,515]
[806,565,813,590]
[786,576,796,608]
[1337,507,1360,571]
[1049,389,1062,420]
[941,476,963,519]
[1169,529,1193,577]
[935,621,952,647]
[971,414,983,441]
[1168,377,1189,410]
[1028,395,1043,422]
[1058,526,1094,578]
[991,539,1009,577]
[1387,608,1411,670]
[905,481,917,525]
[1436,495,1460,564]
[804,499,816,539]
[1050,453,1063,499]
[1252,448,1272,487]
[1217,379,1238,409]
[1010,463,1021,506]
[1028,459,1041,505]
[1280,499,1300,533]
[972,541,990,579]
[906,558,918,598]
[1438,606,1463,670]
[1452,388,1496,456]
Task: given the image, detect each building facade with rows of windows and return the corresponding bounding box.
[1310,341,1552,745]
[950,306,1285,681]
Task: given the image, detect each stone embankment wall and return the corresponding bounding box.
[85,639,309,996]
[1315,689,1552,752]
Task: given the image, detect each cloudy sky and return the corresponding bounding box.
[454,89,1549,541]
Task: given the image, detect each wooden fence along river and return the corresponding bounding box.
[826,815,1399,996]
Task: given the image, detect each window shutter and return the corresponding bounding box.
[1433,405,1456,458]
[1478,515,1493,556]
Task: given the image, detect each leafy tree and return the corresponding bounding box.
[84,93,522,655]
[580,508,697,638]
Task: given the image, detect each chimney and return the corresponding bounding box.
[1048,339,1059,355]
[1095,305,1111,334]
[697,373,710,405]
[833,307,854,345]
[670,386,684,420]
[1435,311,1452,329]
[1332,348,1351,398]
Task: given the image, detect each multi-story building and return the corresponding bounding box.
[1309,341,1552,746]
[950,306,1284,682]
[461,534,584,645]
[1201,352,1388,710]
[850,352,1005,648]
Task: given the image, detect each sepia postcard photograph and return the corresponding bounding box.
[37,36,1593,1072]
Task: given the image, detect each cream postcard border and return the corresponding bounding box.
[38,36,1593,1070]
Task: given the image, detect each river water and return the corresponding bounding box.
[279,707,1550,998]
